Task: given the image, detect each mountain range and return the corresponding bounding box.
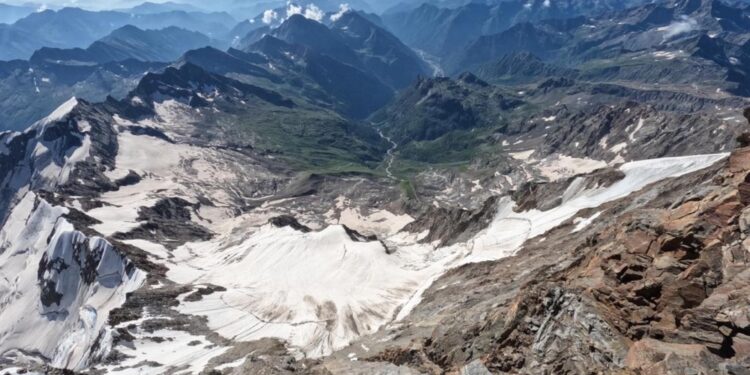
[192,12,431,119]
[32,25,213,64]
[0,24,219,131]
[0,3,35,24]
[0,6,235,60]
[2,0,750,374]
[381,0,653,61]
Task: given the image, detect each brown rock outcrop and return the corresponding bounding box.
[343,145,750,374]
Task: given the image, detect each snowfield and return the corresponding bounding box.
[0,98,731,373]
[169,224,433,357]
[152,154,728,361]
[469,153,729,263]
[0,193,144,370]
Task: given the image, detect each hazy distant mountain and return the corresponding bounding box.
[0,3,35,24]
[89,25,212,62]
[121,1,203,13]
[238,10,432,117]
[0,7,236,60]
[446,20,569,72]
[330,11,430,89]
[226,20,265,47]
[248,34,395,117]
[382,0,653,60]
[29,25,213,64]
[200,0,374,22]
[267,13,430,90]
[0,58,165,130]
[0,24,38,60]
[226,12,432,117]
[0,23,211,129]
[383,3,506,58]
[459,0,750,84]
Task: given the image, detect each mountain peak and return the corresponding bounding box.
[331,8,364,24]
[133,62,293,108]
[275,13,335,41]
[282,13,324,28]
[112,24,142,33]
[457,72,489,87]
[29,47,95,65]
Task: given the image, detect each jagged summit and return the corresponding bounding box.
[132,63,294,108]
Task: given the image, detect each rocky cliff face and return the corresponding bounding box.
[315,135,750,374]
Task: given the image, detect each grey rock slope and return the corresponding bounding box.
[0,7,236,60]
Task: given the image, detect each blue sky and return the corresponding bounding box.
[4,0,209,10]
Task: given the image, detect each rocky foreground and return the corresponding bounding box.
[0,102,747,374]
[0,97,745,375]
[307,137,750,374]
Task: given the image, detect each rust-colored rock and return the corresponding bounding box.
[347,145,750,374]
[729,147,750,173]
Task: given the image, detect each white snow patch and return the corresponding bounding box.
[652,51,678,60]
[572,212,601,232]
[338,204,413,237]
[610,142,627,154]
[510,150,535,160]
[599,136,609,149]
[537,155,608,181]
[214,356,247,371]
[471,179,483,193]
[629,118,644,142]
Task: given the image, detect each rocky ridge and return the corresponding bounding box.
[315,126,750,374]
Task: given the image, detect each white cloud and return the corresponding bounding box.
[543,0,551,7]
[262,9,279,25]
[659,16,699,39]
[286,2,302,17]
[260,2,327,26]
[331,3,350,22]
[304,4,324,21]
[286,2,324,22]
